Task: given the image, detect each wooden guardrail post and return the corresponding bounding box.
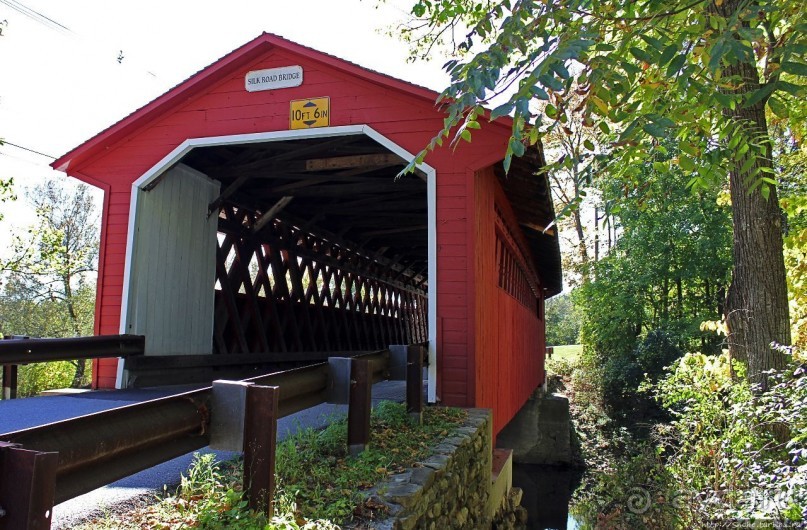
[1,335,24,401]
[1,365,17,400]
[406,344,424,423]
[0,442,58,530]
[242,384,279,517]
[348,358,372,456]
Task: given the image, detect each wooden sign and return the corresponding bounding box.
[245,66,303,92]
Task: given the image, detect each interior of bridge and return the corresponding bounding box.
[174,135,430,358]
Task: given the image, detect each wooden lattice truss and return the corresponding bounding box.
[214,205,428,356]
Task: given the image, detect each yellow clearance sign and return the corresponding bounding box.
[290,97,330,130]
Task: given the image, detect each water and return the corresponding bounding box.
[512,463,584,530]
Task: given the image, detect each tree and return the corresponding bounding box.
[401,0,806,388]
[545,291,582,345]
[1,179,99,387]
[543,89,600,284]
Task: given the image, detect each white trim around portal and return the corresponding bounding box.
[119,125,439,401]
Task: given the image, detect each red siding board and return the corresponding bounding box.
[436,245,467,258]
[442,331,469,345]
[474,166,546,435]
[440,343,469,357]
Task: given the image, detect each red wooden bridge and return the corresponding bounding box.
[51,33,562,436]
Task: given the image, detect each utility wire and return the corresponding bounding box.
[0,0,158,77]
[0,0,72,34]
[0,141,56,159]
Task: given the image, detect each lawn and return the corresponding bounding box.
[549,344,583,362]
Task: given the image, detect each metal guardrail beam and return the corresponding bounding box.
[1,388,210,504]
[0,335,145,365]
[0,348,393,504]
[0,343,428,526]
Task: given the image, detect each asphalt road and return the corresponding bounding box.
[0,380,406,528]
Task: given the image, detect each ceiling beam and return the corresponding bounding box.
[206,138,355,215]
[303,153,404,172]
[357,225,428,237]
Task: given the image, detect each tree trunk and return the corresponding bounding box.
[715,0,791,389]
[64,276,87,388]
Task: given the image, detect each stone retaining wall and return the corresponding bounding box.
[371,408,525,530]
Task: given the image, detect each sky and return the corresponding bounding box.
[0,0,451,252]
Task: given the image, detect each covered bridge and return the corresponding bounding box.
[52,33,561,434]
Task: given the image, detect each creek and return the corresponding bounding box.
[512,463,584,530]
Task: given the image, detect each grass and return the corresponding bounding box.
[549,344,583,362]
[75,401,466,530]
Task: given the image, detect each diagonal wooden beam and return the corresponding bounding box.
[252,197,293,235]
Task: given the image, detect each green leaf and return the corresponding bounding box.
[460,129,472,143]
[509,137,525,157]
[629,47,652,64]
[679,156,696,172]
[531,86,550,100]
[745,82,776,107]
[584,139,595,151]
[714,92,733,109]
[640,35,666,52]
[552,61,571,80]
[708,40,725,71]
[740,156,756,175]
[777,81,806,97]
[767,96,789,118]
[490,102,514,120]
[666,54,687,77]
[643,121,669,138]
[659,44,678,66]
[781,61,807,77]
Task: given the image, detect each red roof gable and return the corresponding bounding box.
[52,32,500,174]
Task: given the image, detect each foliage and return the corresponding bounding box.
[17,362,76,398]
[561,343,806,528]
[652,349,807,524]
[399,0,805,387]
[780,140,807,347]
[0,176,14,222]
[0,276,95,337]
[76,453,339,530]
[1,275,96,395]
[75,404,466,529]
[545,291,581,345]
[277,401,465,523]
[572,446,686,529]
[1,179,99,388]
[573,160,731,406]
[401,0,806,193]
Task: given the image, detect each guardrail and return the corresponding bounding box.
[0,343,428,530]
[0,335,146,400]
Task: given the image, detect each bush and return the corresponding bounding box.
[597,329,683,410]
[572,445,687,528]
[17,361,77,397]
[654,349,807,524]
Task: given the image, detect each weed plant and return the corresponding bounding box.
[75,401,465,529]
[277,401,466,522]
